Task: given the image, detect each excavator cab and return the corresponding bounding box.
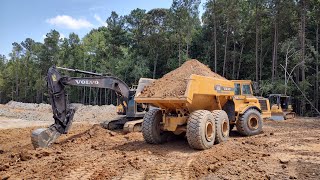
[268,94,295,121]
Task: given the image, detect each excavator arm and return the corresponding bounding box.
[31,66,130,148]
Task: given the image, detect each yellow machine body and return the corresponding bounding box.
[268,94,295,121]
[135,74,271,133]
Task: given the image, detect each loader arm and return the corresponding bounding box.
[31,66,130,148]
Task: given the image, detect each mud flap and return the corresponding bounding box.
[31,127,61,148]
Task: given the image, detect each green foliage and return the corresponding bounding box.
[0,0,319,115]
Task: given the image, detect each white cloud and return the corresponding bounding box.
[46,15,93,30]
[94,14,107,27]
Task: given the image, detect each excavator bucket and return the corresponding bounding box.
[31,127,61,148]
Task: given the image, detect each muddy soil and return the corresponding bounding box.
[139,59,225,98]
[1,117,319,180]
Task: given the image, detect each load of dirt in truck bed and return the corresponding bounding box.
[138,59,226,98]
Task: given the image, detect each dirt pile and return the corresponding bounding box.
[139,59,225,98]
[0,101,117,123]
[1,118,320,179]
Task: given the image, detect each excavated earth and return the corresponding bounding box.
[139,59,226,98]
[0,107,320,179]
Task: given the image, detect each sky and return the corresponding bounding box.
[0,0,205,57]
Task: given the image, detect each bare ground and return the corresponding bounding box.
[0,115,320,180]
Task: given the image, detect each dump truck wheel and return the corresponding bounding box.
[187,110,215,150]
[212,110,229,144]
[142,109,167,144]
[236,109,263,136]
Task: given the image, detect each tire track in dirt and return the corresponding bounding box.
[64,166,95,180]
[118,159,193,180]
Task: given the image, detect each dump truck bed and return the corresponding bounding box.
[135,74,235,112]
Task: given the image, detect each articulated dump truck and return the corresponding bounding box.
[135,75,271,150]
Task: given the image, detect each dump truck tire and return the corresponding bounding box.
[236,109,263,136]
[187,110,215,150]
[212,110,229,144]
[142,109,167,144]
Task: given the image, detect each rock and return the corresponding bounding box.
[265,174,271,180]
[207,164,219,172]
[109,131,116,136]
[91,145,99,150]
[0,164,9,171]
[0,149,4,154]
[279,157,290,164]
[1,175,10,180]
[19,151,32,161]
[124,136,130,140]
[270,132,274,135]
[147,151,152,155]
[289,175,297,179]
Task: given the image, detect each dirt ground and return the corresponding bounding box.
[0,114,319,180]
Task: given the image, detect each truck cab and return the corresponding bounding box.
[231,80,271,119]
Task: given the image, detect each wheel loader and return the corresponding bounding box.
[268,94,295,121]
[31,66,154,148]
[135,75,271,150]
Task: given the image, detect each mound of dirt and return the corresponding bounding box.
[0,101,117,123]
[138,59,225,98]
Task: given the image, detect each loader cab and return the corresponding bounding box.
[268,94,293,111]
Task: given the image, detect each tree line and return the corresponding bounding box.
[0,0,319,116]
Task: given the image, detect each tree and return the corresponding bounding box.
[169,0,201,65]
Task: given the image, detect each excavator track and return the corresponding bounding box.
[101,117,144,133]
[100,117,127,130]
[284,112,295,120]
[123,119,143,133]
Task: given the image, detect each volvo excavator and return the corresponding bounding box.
[31,66,154,148]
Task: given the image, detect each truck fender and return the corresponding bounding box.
[239,106,262,115]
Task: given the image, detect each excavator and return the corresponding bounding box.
[31,66,154,148]
[268,94,295,120]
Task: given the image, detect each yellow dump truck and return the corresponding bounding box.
[135,74,271,150]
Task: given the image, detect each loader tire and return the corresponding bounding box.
[212,110,229,144]
[142,109,168,144]
[236,109,263,136]
[186,110,215,150]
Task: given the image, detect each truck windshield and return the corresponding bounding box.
[234,83,240,95]
[242,84,252,95]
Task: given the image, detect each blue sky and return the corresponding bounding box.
[0,0,205,57]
